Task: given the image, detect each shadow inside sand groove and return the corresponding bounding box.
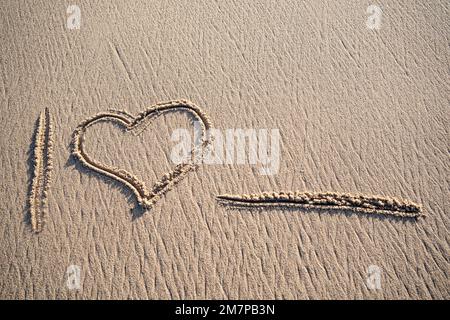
[217,201,422,223]
[24,117,41,231]
[65,153,149,220]
[66,105,207,219]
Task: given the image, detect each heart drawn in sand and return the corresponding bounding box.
[72,100,212,209]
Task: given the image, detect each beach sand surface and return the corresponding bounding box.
[0,0,448,299]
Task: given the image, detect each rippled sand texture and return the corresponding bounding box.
[0,1,448,299]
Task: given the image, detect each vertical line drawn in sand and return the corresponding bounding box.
[72,100,212,209]
[28,108,54,232]
[217,192,423,219]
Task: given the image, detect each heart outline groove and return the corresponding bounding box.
[72,100,212,209]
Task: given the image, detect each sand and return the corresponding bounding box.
[28,108,54,233]
[217,192,423,218]
[0,0,448,299]
[72,100,212,209]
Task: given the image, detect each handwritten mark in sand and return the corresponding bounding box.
[72,100,212,209]
[29,108,54,232]
[217,191,423,219]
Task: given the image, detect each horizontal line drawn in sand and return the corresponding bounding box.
[29,108,54,232]
[72,100,212,209]
[217,192,423,219]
